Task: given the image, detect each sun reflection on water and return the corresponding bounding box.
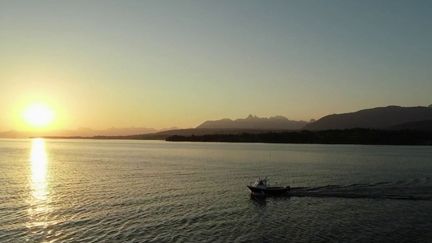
[27,138,51,232]
[30,138,48,200]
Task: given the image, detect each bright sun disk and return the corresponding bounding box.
[23,103,55,127]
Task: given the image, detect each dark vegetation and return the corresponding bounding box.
[166,129,432,145]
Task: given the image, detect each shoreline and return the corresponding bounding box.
[1,128,431,146]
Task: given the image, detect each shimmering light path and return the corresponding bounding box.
[0,139,431,242]
[26,138,53,240]
[30,138,48,201]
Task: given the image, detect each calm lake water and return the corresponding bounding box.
[0,138,431,242]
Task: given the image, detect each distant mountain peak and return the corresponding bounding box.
[197,115,307,130]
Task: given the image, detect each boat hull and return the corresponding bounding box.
[247,185,289,196]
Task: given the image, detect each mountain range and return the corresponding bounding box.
[93,105,432,140]
[197,115,308,130]
[198,105,432,131]
[1,105,432,138]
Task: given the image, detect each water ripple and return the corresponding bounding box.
[1,139,432,242]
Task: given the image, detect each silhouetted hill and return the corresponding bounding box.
[197,115,307,130]
[304,106,432,130]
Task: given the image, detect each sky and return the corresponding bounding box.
[1,0,431,131]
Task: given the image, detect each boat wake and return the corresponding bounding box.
[288,177,432,200]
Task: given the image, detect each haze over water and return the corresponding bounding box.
[1,138,431,242]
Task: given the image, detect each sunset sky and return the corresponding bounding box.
[1,0,431,131]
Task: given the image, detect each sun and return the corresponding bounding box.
[23,103,55,128]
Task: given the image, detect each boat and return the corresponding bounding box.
[247,177,290,196]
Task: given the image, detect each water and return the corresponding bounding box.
[0,138,431,242]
